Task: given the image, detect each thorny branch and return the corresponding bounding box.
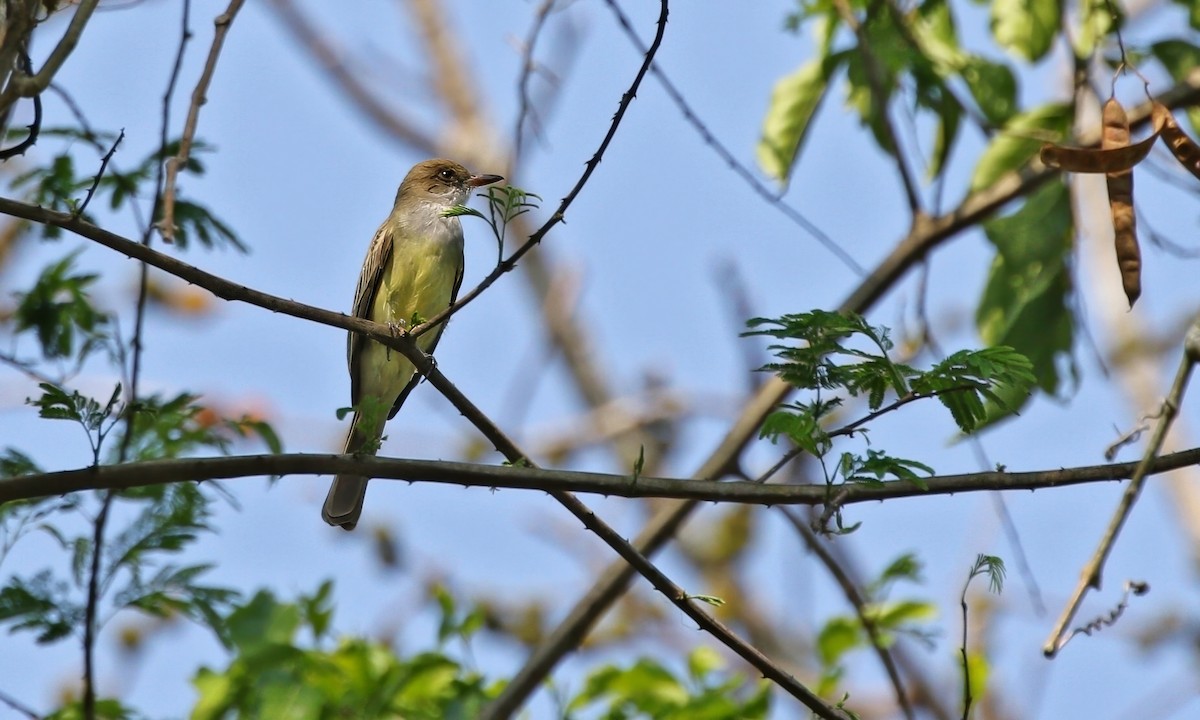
[4,446,1200,506]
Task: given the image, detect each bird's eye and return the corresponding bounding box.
[438,168,455,181]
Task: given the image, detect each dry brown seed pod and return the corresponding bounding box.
[1039,131,1158,173]
[1103,98,1140,307]
[1153,103,1200,181]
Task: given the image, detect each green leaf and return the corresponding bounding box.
[971,103,1071,190]
[747,310,912,403]
[14,251,111,360]
[841,450,934,489]
[0,570,82,643]
[968,554,1007,594]
[961,58,1018,125]
[225,590,301,655]
[865,598,938,629]
[975,181,1075,422]
[687,646,724,680]
[442,204,484,220]
[990,0,1063,61]
[0,447,41,477]
[869,553,925,597]
[1074,0,1122,58]
[26,382,119,434]
[817,616,862,666]
[912,346,1036,433]
[757,55,840,185]
[170,199,246,252]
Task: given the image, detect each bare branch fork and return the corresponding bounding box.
[1042,315,1200,657]
[0,0,101,105]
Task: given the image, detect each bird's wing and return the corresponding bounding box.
[385,250,464,419]
[348,221,392,406]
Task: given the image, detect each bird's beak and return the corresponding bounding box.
[467,173,504,188]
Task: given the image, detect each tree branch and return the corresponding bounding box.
[780,509,918,720]
[4,447,1199,514]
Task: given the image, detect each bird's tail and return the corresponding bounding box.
[322,412,380,530]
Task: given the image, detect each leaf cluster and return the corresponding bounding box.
[747,310,1033,529]
[444,184,541,262]
[748,309,1034,446]
[10,133,243,251]
[13,249,112,364]
[815,553,936,698]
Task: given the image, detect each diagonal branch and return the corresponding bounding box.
[404,0,484,124]
[603,0,864,275]
[780,509,918,720]
[1042,314,1200,657]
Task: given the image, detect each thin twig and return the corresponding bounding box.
[1043,316,1200,657]
[780,509,916,720]
[158,0,246,242]
[513,0,557,161]
[0,688,38,720]
[73,129,124,218]
[604,0,864,275]
[83,4,192,717]
[831,0,922,214]
[0,349,59,386]
[1058,579,1149,651]
[959,572,973,719]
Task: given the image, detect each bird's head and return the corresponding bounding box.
[395,158,503,210]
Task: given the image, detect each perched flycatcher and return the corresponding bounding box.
[322,159,502,530]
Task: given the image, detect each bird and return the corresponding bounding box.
[322,158,502,530]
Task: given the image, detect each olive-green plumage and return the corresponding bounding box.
[322,159,502,530]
